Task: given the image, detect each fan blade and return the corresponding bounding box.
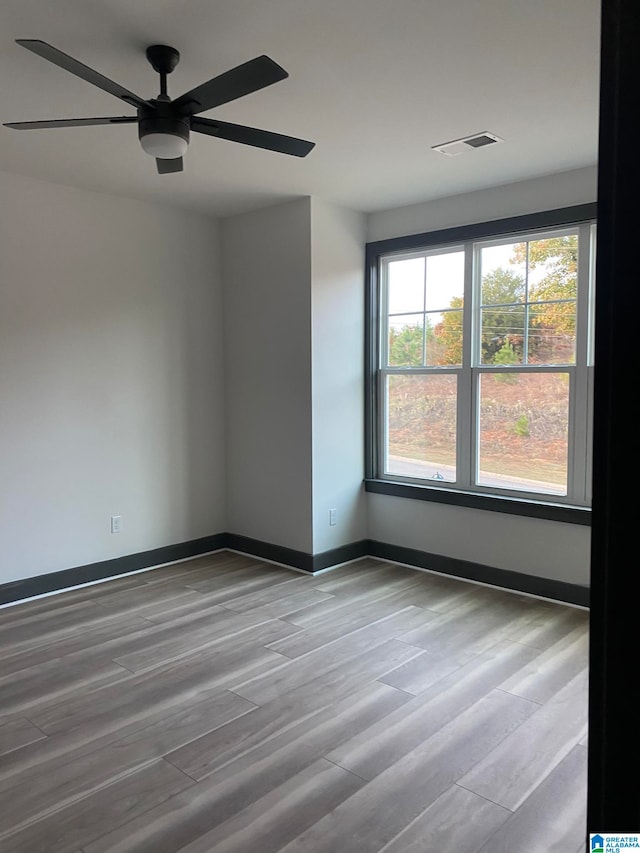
[4,116,137,130]
[173,55,288,116]
[191,117,315,157]
[16,40,149,109]
[156,157,183,174]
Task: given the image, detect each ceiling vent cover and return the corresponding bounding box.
[432,132,504,157]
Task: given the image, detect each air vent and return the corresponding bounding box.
[432,132,504,157]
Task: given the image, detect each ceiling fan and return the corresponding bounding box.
[3,40,316,173]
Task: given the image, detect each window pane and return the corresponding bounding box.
[480,244,526,304]
[425,251,464,311]
[480,306,525,365]
[527,301,576,364]
[388,315,424,366]
[527,235,578,302]
[477,372,569,495]
[526,234,578,365]
[387,258,425,314]
[386,374,457,481]
[427,309,463,366]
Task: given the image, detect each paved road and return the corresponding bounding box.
[387,455,564,494]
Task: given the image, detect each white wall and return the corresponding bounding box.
[0,170,225,584]
[365,166,597,585]
[222,198,314,552]
[367,165,598,242]
[310,199,367,553]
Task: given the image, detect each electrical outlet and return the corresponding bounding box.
[329,508,337,526]
[111,515,122,534]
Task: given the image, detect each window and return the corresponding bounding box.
[365,205,596,521]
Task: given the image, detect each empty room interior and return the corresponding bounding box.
[0,1,610,851]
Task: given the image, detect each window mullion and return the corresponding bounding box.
[524,240,530,364]
[422,255,427,365]
[457,241,475,488]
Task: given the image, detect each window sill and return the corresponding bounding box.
[364,479,591,525]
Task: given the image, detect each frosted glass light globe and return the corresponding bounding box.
[140,132,188,159]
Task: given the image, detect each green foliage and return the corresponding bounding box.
[388,317,448,366]
[481,264,526,304]
[514,414,530,437]
[480,268,526,363]
[388,323,423,366]
[493,342,519,381]
[493,340,518,366]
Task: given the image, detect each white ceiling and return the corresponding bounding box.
[0,0,601,219]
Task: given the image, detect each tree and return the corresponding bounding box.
[433,299,463,365]
[493,340,519,381]
[478,267,526,363]
[389,317,446,366]
[512,235,578,362]
[512,235,578,293]
[388,323,423,366]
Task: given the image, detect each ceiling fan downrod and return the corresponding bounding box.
[145,45,180,98]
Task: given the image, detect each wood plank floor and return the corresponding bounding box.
[0,553,590,853]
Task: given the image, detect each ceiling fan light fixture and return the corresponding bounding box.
[140,132,189,159]
[138,109,190,159]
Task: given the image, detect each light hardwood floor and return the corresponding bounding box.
[0,553,589,852]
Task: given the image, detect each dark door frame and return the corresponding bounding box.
[587,0,640,838]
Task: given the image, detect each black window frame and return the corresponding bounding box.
[364,203,597,526]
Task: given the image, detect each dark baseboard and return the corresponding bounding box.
[225,534,315,572]
[225,535,369,573]
[0,534,227,606]
[367,540,589,607]
[0,533,588,608]
[312,540,369,571]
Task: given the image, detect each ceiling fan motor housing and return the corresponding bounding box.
[138,100,190,158]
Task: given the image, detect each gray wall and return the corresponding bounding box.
[310,199,367,553]
[222,198,368,557]
[366,165,598,585]
[0,170,225,584]
[222,198,314,552]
